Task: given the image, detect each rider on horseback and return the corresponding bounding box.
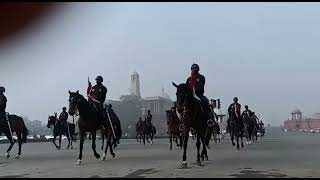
[88,76,108,129]
[242,105,253,119]
[58,107,68,128]
[186,63,210,119]
[146,110,152,125]
[0,86,7,122]
[227,97,242,133]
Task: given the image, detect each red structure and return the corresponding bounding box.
[283,108,320,131]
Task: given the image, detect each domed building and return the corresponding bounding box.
[283,107,320,132]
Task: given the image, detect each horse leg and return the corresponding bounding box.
[180,134,183,149]
[76,131,85,165]
[90,131,100,159]
[231,131,235,146]
[67,134,71,150]
[15,132,22,159]
[200,135,208,161]
[143,134,146,145]
[109,131,115,158]
[196,134,202,166]
[241,134,244,148]
[146,133,150,143]
[52,134,58,149]
[169,133,172,150]
[4,130,14,159]
[181,128,189,168]
[58,134,62,150]
[236,133,240,150]
[101,133,105,150]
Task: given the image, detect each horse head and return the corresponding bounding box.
[172,82,191,114]
[68,90,83,116]
[47,115,56,128]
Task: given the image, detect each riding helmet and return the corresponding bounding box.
[191,64,200,71]
[95,76,103,82]
[0,86,5,93]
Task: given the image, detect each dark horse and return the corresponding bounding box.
[165,110,182,150]
[101,108,122,150]
[229,112,245,150]
[145,121,156,145]
[68,90,114,165]
[0,114,28,159]
[136,121,145,144]
[136,121,156,145]
[47,115,76,150]
[242,112,254,145]
[172,82,211,168]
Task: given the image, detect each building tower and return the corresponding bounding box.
[130,70,141,98]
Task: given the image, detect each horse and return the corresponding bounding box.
[46,115,75,150]
[144,121,156,144]
[172,82,211,168]
[0,114,28,159]
[68,90,114,165]
[101,108,122,150]
[228,112,245,150]
[211,122,221,143]
[166,110,182,150]
[136,121,145,144]
[242,112,254,145]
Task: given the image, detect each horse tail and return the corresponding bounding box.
[21,118,28,143]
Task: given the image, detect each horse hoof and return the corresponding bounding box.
[181,161,187,168]
[102,154,106,161]
[205,157,208,161]
[15,155,20,159]
[196,160,201,166]
[5,153,10,159]
[71,146,73,150]
[112,153,115,158]
[76,159,82,165]
[94,153,100,159]
[201,156,204,162]
[232,143,235,146]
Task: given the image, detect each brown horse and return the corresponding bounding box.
[172,82,211,168]
[0,114,28,159]
[165,110,182,150]
[68,90,115,165]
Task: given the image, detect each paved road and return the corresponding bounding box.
[1,127,320,178]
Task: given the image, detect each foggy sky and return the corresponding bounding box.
[1,2,320,125]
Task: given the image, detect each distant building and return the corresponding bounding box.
[283,108,320,131]
[105,71,173,137]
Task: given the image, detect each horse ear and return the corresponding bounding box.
[172,82,178,88]
[76,90,79,94]
[68,90,71,94]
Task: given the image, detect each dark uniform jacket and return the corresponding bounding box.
[0,93,7,117]
[186,73,205,96]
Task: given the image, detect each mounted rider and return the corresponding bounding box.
[0,86,7,122]
[87,76,108,129]
[185,63,210,120]
[242,105,253,120]
[227,97,242,133]
[137,117,143,129]
[58,107,68,128]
